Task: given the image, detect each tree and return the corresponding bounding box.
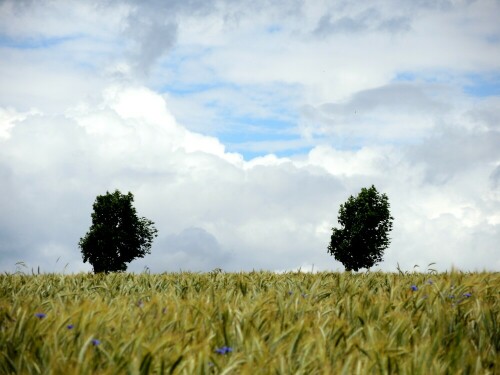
[79,190,158,273]
[328,185,394,272]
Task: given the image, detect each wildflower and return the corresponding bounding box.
[426,279,433,285]
[35,313,46,319]
[410,285,418,291]
[91,339,101,346]
[67,324,74,330]
[463,292,472,298]
[288,291,293,296]
[215,346,233,355]
[449,295,455,299]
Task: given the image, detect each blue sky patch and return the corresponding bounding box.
[157,48,304,159]
[0,34,82,49]
[234,145,314,160]
[266,25,283,34]
[162,81,239,97]
[463,73,500,97]
[215,115,303,159]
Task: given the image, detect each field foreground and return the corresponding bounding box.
[0,271,498,374]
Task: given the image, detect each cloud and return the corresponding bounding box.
[0,0,499,274]
[491,166,500,189]
[123,9,178,76]
[0,107,40,139]
[132,227,228,273]
[0,85,339,273]
[299,82,451,146]
[314,8,411,36]
[407,125,500,184]
[1,83,499,274]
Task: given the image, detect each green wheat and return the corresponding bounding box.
[0,271,498,374]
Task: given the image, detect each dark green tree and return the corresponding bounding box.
[328,185,394,271]
[79,190,158,273]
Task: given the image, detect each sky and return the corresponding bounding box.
[0,0,499,274]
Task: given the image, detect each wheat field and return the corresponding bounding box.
[0,270,498,374]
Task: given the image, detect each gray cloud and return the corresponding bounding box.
[299,82,449,146]
[116,0,217,75]
[410,0,453,11]
[314,10,376,36]
[107,0,301,76]
[407,126,500,184]
[310,0,485,39]
[466,100,500,131]
[377,16,412,33]
[320,83,447,115]
[490,166,500,189]
[132,227,229,273]
[404,98,500,184]
[124,14,178,76]
[314,7,412,36]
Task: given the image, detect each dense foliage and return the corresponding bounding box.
[328,185,394,271]
[0,271,497,374]
[79,190,158,273]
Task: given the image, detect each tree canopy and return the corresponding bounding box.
[328,185,394,271]
[79,190,158,273]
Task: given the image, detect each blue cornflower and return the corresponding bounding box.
[215,346,233,355]
[410,285,418,291]
[463,292,472,298]
[35,313,46,319]
[91,339,101,346]
[426,279,433,285]
[67,324,74,329]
